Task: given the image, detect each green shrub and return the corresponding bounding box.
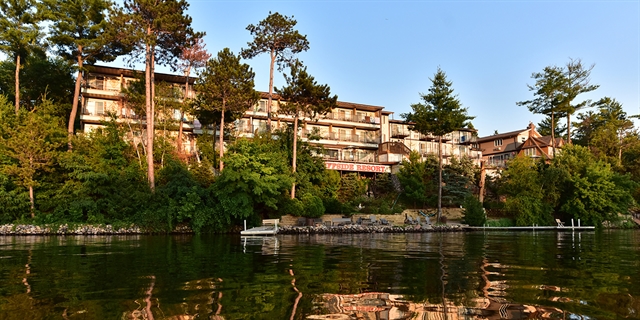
[302,193,325,218]
[280,198,304,217]
[486,218,514,227]
[462,195,486,226]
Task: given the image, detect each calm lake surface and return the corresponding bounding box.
[0,230,638,319]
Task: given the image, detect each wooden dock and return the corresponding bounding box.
[241,219,279,236]
[464,226,595,231]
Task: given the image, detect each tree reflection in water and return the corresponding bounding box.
[0,231,638,319]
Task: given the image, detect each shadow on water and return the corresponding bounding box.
[0,230,638,319]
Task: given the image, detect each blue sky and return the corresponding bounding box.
[145,0,639,137]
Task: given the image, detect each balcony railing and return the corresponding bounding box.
[323,113,381,124]
[301,130,380,144]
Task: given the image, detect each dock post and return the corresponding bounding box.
[578,219,581,228]
[571,219,574,229]
[244,220,247,231]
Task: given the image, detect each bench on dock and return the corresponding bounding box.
[331,218,352,226]
[263,219,279,227]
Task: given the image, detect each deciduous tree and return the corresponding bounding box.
[402,68,474,222]
[195,48,259,171]
[177,37,209,156]
[241,12,309,131]
[0,102,66,217]
[276,60,337,198]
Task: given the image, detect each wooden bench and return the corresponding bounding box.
[263,219,280,228]
[332,218,352,226]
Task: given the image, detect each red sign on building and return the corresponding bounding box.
[325,162,390,173]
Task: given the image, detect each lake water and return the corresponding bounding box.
[0,230,638,319]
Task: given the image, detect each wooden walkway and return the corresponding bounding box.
[464,226,595,231]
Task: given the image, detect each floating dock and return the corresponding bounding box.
[240,219,279,236]
[464,226,595,231]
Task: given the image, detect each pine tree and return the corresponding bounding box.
[241,12,309,131]
[111,0,202,190]
[402,68,474,222]
[45,0,125,151]
[0,0,42,114]
[194,48,259,171]
[560,58,599,144]
[276,60,338,198]
[517,65,565,157]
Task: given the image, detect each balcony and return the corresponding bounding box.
[419,133,436,141]
[390,129,410,139]
[323,113,381,124]
[458,135,477,145]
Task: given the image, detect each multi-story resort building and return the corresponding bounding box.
[79,65,482,174]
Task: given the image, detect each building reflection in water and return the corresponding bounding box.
[308,291,568,320]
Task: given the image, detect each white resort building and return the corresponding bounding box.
[80,65,482,174]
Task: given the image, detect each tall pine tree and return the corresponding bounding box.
[111,0,202,190]
[195,48,259,171]
[241,12,309,132]
[402,68,474,222]
[276,60,337,198]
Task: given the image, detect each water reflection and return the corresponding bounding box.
[0,231,637,319]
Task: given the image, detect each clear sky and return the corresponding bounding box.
[142,0,639,137]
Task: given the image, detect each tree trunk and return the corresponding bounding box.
[29,185,34,219]
[219,102,225,171]
[15,54,20,114]
[551,112,556,158]
[145,27,156,191]
[437,136,443,222]
[68,48,84,151]
[478,161,486,203]
[178,110,184,154]
[291,114,298,199]
[267,50,275,131]
[178,66,191,156]
[566,113,571,144]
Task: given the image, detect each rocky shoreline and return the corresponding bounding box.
[278,224,467,234]
[0,223,467,235]
[0,224,193,235]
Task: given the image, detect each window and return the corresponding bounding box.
[494,139,503,146]
[95,101,104,115]
[88,76,104,90]
[525,148,536,156]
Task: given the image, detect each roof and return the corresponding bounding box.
[476,127,529,143]
[87,65,195,84]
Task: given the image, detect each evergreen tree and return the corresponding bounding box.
[537,114,567,138]
[517,65,565,156]
[111,0,202,190]
[402,67,474,222]
[276,60,337,198]
[560,58,599,144]
[241,12,309,131]
[0,0,42,114]
[45,0,124,151]
[194,48,259,171]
